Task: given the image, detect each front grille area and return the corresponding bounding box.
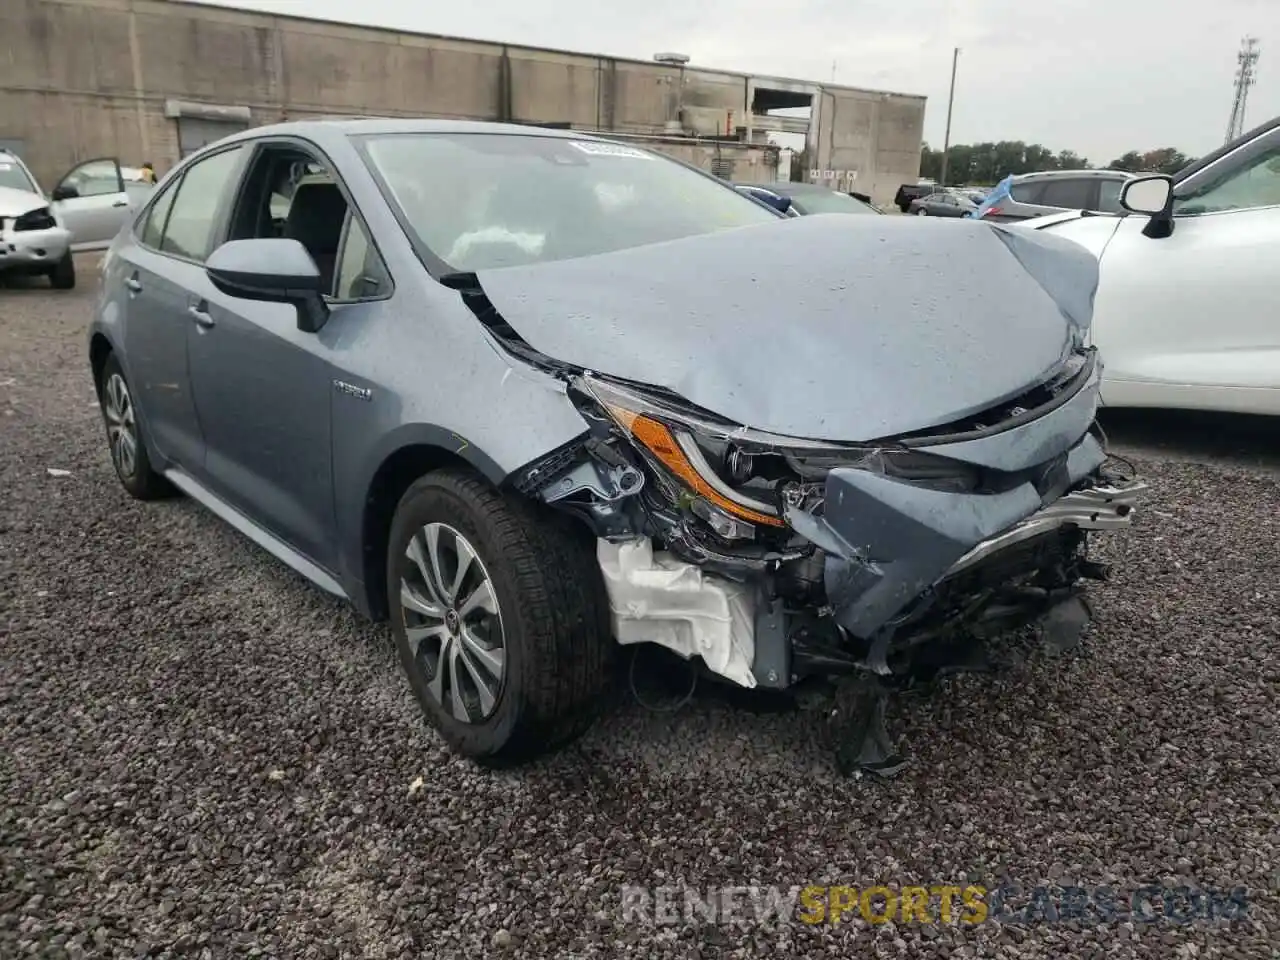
[894,349,1095,446]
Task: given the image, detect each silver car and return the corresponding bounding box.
[983,169,1137,222]
[88,119,1144,776]
[48,157,155,250]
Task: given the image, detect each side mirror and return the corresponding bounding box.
[206,238,330,333]
[51,184,78,202]
[1119,175,1173,215]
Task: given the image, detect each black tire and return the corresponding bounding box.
[98,353,174,500]
[387,469,614,765]
[48,251,75,290]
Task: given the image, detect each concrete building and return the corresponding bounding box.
[0,0,927,205]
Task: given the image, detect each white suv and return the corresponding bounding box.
[0,149,75,288]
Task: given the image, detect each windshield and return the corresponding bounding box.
[360,133,778,271]
[0,156,39,195]
[789,189,876,215]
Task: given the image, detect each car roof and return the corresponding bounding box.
[1013,168,1134,182]
[1173,112,1280,184]
[222,117,616,144]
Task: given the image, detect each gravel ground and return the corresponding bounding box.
[2,260,1278,959]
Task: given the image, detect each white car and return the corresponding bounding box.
[0,152,155,289]
[1024,117,1280,416]
[0,149,75,288]
[48,157,155,251]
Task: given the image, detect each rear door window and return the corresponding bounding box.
[1037,178,1096,210]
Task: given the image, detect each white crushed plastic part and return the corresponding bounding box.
[596,539,757,689]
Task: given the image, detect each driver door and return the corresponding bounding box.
[1091,129,1280,413]
[50,157,135,250]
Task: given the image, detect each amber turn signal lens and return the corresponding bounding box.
[626,413,785,527]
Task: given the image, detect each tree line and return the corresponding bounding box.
[918,142,1196,186]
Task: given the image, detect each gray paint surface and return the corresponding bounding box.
[475,214,1100,442]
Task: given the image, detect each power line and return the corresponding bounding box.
[1225,37,1260,144]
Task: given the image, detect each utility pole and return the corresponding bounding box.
[939,47,959,187]
[1225,37,1260,143]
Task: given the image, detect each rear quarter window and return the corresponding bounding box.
[138,180,179,249]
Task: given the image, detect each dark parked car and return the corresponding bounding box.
[89,119,1144,775]
[908,191,978,217]
[893,181,938,212]
[734,181,881,217]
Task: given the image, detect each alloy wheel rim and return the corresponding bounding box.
[399,522,507,723]
[103,373,138,478]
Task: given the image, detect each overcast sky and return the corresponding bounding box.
[197,0,1278,164]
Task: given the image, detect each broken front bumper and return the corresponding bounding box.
[786,353,1145,647]
[791,438,1145,643]
[0,223,71,272]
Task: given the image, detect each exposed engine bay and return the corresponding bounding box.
[511,349,1146,777]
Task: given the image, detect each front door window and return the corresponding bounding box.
[1175,145,1280,215]
[57,159,124,199]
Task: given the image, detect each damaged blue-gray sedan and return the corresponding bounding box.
[88,119,1146,775]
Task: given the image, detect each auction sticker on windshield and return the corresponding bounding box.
[569,141,654,160]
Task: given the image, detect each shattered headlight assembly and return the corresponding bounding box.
[13,207,57,231]
[576,376,787,531]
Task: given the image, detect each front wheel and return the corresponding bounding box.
[387,469,614,764]
[915,208,928,216]
[48,251,75,289]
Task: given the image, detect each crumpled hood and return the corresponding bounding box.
[472,214,1100,442]
[0,185,49,218]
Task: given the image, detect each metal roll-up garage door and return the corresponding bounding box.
[177,117,249,157]
[164,100,254,158]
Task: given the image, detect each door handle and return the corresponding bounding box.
[124,276,142,293]
[112,200,128,208]
[188,304,215,329]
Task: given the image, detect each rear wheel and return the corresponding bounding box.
[98,354,173,500]
[48,251,75,290]
[387,469,614,764]
[915,208,928,216]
